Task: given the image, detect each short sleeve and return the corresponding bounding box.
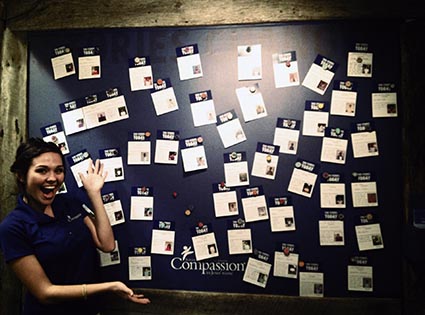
[0,214,35,263]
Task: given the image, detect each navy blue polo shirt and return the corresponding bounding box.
[0,194,101,315]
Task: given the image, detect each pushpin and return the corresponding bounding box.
[317,102,325,109]
[226,112,233,120]
[283,247,290,256]
[184,209,192,216]
[172,192,178,198]
[249,86,256,93]
[156,78,163,85]
[298,260,305,268]
[198,222,204,228]
[197,136,203,144]
[145,131,151,138]
[335,127,341,135]
[220,181,226,188]
[266,155,272,163]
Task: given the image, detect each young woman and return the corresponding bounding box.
[0,138,150,314]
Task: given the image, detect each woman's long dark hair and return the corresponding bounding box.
[10,137,66,192]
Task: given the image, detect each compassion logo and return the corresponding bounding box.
[170,245,247,275]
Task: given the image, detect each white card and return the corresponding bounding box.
[51,47,75,80]
[129,256,152,281]
[320,183,346,208]
[227,229,252,255]
[216,111,247,148]
[241,187,268,223]
[319,220,345,246]
[176,44,203,80]
[213,188,239,217]
[351,130,379,158]
[251,143,279,180]
[98,240,120,267]
[348,265,373,291]
[330,80,357,117]
[238,44,262,80]
[243,257,271,288]
[355,223,384,251]
[273,118,300,155]
[288,161,318,198]
[347,51,373,77]
[78,49,101,80]
[274,251,299,278]
[189,90,217,127]
[192,232,219,261]
[299,272,324,297]
[151,226,175,255]
[236,84,267,122]
[269,205,296,232]
[150,79,179,116]
[272,51,300,88]
[129,56,153,91]
[372,91,398,118]
[302,54,337,95]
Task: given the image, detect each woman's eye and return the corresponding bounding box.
[55,168,65,174]
[35,168,48,174]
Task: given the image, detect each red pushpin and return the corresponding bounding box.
[172,192,178,198]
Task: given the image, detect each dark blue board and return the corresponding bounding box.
[28,20,402,298]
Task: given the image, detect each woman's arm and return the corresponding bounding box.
[10,254,150,305]
[79,159,115,252]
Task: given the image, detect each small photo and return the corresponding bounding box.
[228,202,237,212]
[335,194,345,205]
[164,242,173,251]
[114,168,123,177]
[257,206,267,217]
[168,151,177,161]
[114,211,123,221]
[242,240,251,250]
[302,183,312,194]
[97,112,107,122]
[367,142,378,153]
[284,217,294,227]
[239,172,248,182]
[288,141,297,151]
[317,123,326,133]
[208,244,217,255]
[265,165,275,176]
[317,80,328,91]
[144,207,153,217]
[371,234,383,246]
[65,63,74,73]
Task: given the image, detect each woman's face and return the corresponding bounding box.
[22,152,65,212]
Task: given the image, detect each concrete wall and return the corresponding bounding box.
[1,1,424,314]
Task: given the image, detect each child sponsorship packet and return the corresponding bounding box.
[347,43,373,78]
[235,83,268,122]
[227,218,252,255]
[98,147,125,182]
[176,43,203,81]
[299,262,324,297]
[128,56,153,91]
[371,83,398,118]
[268,196,296,232]
[189,90,217,127]
[151,220,176,255]
[150,78,179,116]
[330,80,358,117]
[302,100,329,137]
[98,240,121,267]
[355,213,384,251]
[288,159,319,198]
[320,172,346,209]
[272,50,300,88]
[51,45,75,80]
[240,186,269,223]
[180,136,208,173]
[223,151,250,187]
[251,142,280,180]
[59,87,128,135]
[127,131,151,165]
[212,182,239,218]
[67,149,92,188]
[130,186,154,221]
[351,172,378,208]
[237,44,262,81]
[243,249,272,288]
[347,256,373,292]
[273,118,300,155]
[302,54,338,95]
[154,130,179,165]
[320,127,348,165]
[216,110,247,148]
[350,121,379,158]
[78,47,101,80]
[273,243,299,279]
[40,122,70,155]
[191,222,219,261]
[319,211,345,246]
[101,191,125,226]
[128,246,152,281]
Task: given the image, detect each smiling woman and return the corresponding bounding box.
[0,138,150,315]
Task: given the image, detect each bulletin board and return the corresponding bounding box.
[27,20,403,298]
